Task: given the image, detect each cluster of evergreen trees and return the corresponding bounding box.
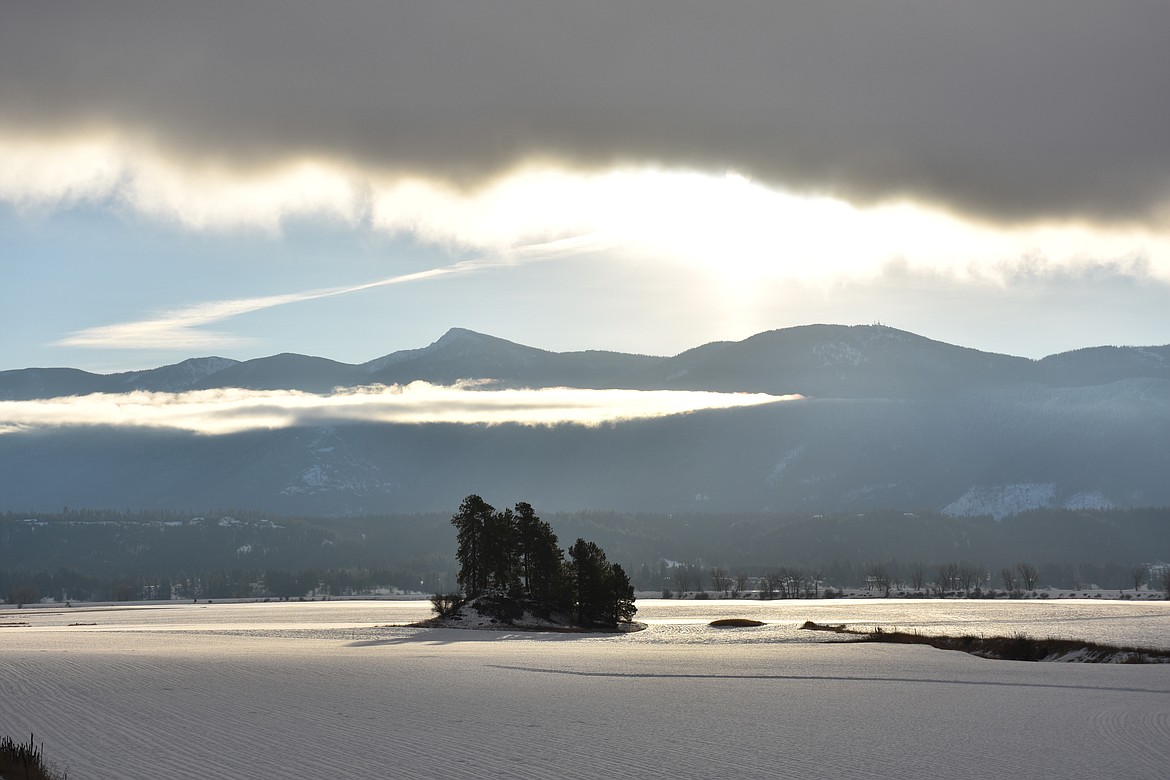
[448,495,635,628]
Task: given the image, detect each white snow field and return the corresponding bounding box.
[2,599,1169,780]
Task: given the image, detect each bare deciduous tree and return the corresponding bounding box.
[709,566,730,596]
[759,571,776,599]
[937,562,960,595]
[909,564,925,593]
[732,571,750,598]
[867,563,892,597]
[1000,567,1017,594]
[789,570,807,598]
[769,571,788,599]
[1131,564,1148,592]
[960,565,985,594]
[1016,563,1039,592]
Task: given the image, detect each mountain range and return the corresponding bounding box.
[3,324,1169,516]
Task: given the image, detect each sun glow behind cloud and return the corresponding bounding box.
[4,134,1166,287]
[0,383,799,436]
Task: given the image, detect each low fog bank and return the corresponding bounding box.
[0,383,793,434]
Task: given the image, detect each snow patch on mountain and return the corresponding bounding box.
[280,433,399,497]
[298,465,328,489]
[1063,491,1115,511]
[812,341,865,367]
[766,445,806,485]
[280,465,394,496]
[943,483,1057,520]
[173,356,238,383]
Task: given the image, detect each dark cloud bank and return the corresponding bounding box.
[3,1,1169,225]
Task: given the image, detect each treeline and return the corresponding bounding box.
[3,506,1167,599]
[640,558,1170,598]
[445,495,635,627]
[1,510,455,585]
[0,566,443,606]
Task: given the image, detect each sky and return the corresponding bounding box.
[3,1,1170,375]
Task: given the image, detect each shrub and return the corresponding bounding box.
[0,734,67,780]
[430,592,466,619]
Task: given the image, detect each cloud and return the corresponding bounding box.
[51,231,599,351]
[0,133,367,231]
[2,2,1169,228]
[0,383,799,435]
[52,260,503,350]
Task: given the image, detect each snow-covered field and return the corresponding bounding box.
[2,599,1169,779]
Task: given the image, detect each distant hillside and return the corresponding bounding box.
[1,324,1168,516]
[624,324,1036,398]
[193,354,365,393]
[5,324,1168,399]
[0,357,240,400]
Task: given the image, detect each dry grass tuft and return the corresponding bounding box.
[0,734,67,780]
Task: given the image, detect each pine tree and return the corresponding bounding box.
[608,563,636,624]
[483,507,520,594]
[515,502,568,611]
[569,538,633,627]
[451,494,494,597]
[569,539,607,626]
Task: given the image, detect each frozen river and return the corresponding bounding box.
[2,599,1169,779]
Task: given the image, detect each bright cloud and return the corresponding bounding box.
[0,383,799,435]
[4,135,1167,287]
[0,133,362,231]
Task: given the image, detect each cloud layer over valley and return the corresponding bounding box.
[0,383,797,435]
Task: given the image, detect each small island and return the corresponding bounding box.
[710,618,766,628]
[420,495,640,632]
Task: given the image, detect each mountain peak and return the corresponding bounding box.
[435,327,487,344]
[431,327,523,351]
